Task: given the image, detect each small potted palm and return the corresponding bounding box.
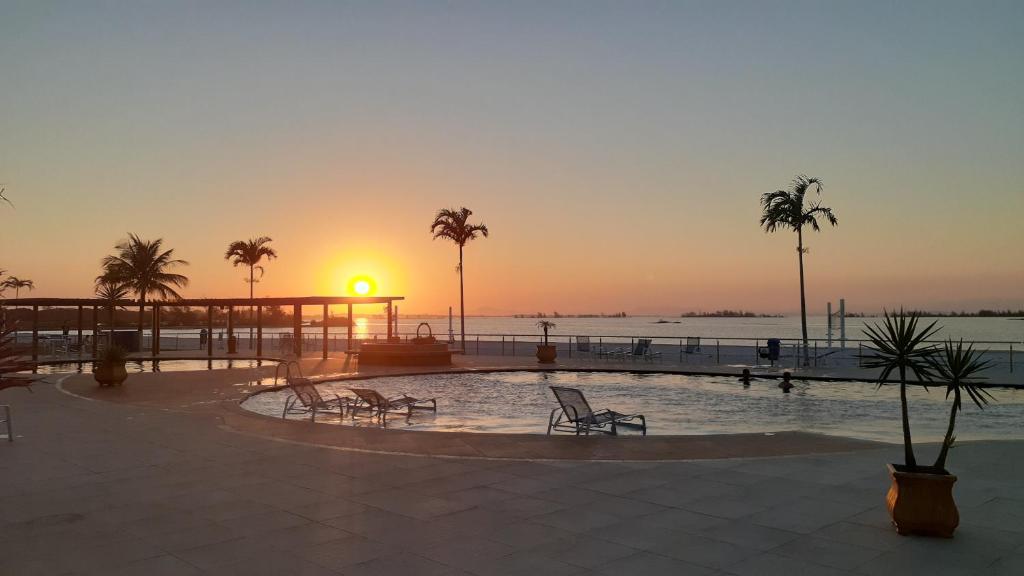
[536,320,557,363]
[864,311,992,538]
[94,345,129,387]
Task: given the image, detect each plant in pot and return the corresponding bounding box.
[94,345,129,387]
[863,310,991,538]
[536,321,557,363]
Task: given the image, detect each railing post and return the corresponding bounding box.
[512,336,515,357]
[814,341,817,367]
[716,340,720,364]
[476,335,480,355]
[567,336,572,358]
[501,335,505,356]
[859,343,863,368]
[754,339,759,366]
[1010,344,1013,373]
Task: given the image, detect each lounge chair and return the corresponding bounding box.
[348,387,436,425]
[547,386,646,436]
[283,378,348,422]
[622,338,661,362]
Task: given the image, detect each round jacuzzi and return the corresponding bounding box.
[240,370,1024,441]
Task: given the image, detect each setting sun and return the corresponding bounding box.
[347,275,377,296]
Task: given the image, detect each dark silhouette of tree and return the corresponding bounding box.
[760,175,838,366]
[95,279,130,341]
[225,237,277,339]
[1,276,34,300]
[99,234,189,343]
[431,208,488,352]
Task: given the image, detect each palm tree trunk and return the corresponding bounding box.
[249,265,255,350]
[137,295,145,351]
[13,288,19,339]
[900,365,917,468]
[459,244,465,352]
[797,227,809,366]
[935,388,959,470]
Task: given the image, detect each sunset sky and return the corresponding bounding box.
[1,1,1021,315]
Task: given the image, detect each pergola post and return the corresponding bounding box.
[386,302,393,340]
[227,305,235,354]
[293,304,302,356]
[256,306,263,357]
[91,306,98,357]
[151,306,160,356]
[206,306,214,357]
[322,304,329,359]
[31,305,39,362]
[76,305,83,354]
[347,303,353,351]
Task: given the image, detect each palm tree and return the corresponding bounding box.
[95,278,130,343]
[2,276,34,300]
[862,310,940,469]
[224,237,277,343]
[100,234,189,343]
[1,277,34,340]
[760,175,838,366]
[431,207,489,352]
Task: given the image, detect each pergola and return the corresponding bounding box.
[3,296,404,362]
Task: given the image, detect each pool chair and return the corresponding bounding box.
[622,338,661,362]
[547,386,646,436]
[283,378,348,422]
[348,387,437,425]
[577,336,614,359]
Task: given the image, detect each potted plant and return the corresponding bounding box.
[863,311,991,538]
[94,345,129,387]
[536,320,557,363]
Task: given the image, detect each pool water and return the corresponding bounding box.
[27,359,268,374]
[241,370,1024,441]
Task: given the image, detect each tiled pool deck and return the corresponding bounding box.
[2,355,1022,575]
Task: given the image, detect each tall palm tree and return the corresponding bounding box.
[760,175,838,366]
[2,276,34,300]
[431,207,489,352]
[224,237,277,341]
[100,234,189,343]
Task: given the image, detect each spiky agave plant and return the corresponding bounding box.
[862,310,940,469]
[932,339,993,471]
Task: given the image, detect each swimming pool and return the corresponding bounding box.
[27,358,269,374]
[241,370,1024,441]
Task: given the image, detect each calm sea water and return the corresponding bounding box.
[25,315,1023,347]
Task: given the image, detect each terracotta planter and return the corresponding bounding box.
[94,361,128,387]
[886,463,959,537]
[536,344,557,363]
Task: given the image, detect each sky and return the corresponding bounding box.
[1,1,1022,315]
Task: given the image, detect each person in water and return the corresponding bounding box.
[778,371,794,393]
[739,368,752,387]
